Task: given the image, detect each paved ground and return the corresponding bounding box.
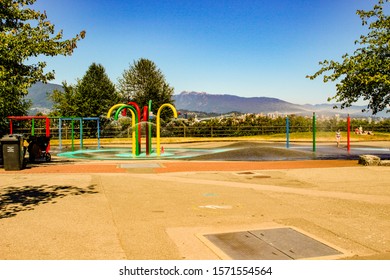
[0,141,389,260]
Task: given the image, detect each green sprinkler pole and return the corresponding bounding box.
[312,112,316,152]
[31,119,35,136]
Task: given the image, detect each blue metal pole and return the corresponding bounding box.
[97,118,100,149]
[80,117,83,149]
[71,119,74,151]
[59,118,62,150]
[286,116,290,149]
[312,112,316,152]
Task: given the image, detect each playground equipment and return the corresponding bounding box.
[8,115,50,137]
[286,113,352,153]
[7,116,51,162]
[106,101,177,157]
[56,117,101,151]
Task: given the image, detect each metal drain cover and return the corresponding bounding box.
[204,227,342,260]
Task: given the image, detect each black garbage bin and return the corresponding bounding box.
[1,134,25,170]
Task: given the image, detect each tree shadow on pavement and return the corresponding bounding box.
[0,184,98,219]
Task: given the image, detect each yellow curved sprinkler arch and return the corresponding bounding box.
[156,103,178,156]
[106,103,127,119]
[107,103,137,156]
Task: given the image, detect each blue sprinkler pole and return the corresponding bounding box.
[97,118,100,149]
[286,116,290,148]
[312,112,316,152]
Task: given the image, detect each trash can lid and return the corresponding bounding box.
[0,134,23,142]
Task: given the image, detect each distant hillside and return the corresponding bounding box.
[26,83,388,118]
[173,91,384,117]
[300,103,388,118]
[173,91,307,114]
[26,82,62,114]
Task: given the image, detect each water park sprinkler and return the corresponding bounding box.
[107,103,136,156]
[107,101,177,157]
[312,112,316,152]
[156,103,178,156]
[114,105,139,155]
[128,101,142,154]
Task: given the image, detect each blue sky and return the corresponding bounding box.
[32,0,375,105]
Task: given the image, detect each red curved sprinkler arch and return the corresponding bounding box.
[142,105,150,155]
[7,116,51,153]
[121,101,152,155]
[128,102,142,153]
[110,100,153,156]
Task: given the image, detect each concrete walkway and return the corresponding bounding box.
[1,158,389,260]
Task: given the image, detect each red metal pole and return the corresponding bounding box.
[46,118,50,152]
[128,102,142,154]
[45,117,50,137]
[347,114,351,152]
[9,119,13,134]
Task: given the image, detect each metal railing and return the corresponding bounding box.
[8,124,390,140]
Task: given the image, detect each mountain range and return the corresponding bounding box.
[26,82,388,118]
[173,91,385,117]
[26,82,62,114]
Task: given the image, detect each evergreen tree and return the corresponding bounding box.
[117,58,174,119]
[49,63,119,117]
[76,63,119,117]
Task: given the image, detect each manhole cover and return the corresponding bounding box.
[204,227,342,260]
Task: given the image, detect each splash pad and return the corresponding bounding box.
[106,101,178,156]
[57,100,233,160]
[55,101,390,162]
[57,147,234,160]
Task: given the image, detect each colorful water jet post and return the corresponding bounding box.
[127,101,142,153]
[115,105,140,155]
[107,101,177,157]
[312,112,316,152]
[286,116,290,148]
[107,103,137,156]
[147,100,152,154]
[156,103,178,156]
[287,113,352,153]
[347,114,351,152]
